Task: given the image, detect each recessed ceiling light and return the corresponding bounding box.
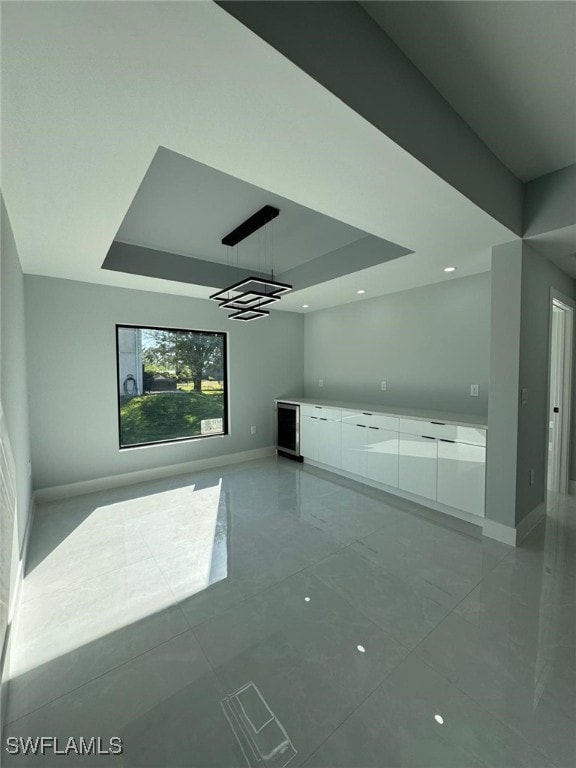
[444,267,457,273]
[302,304,309,308]
[434,714,444,725]
[304,596,311,602]
[356,644,366,653]
[357,289,366,295]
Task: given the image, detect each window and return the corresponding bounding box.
[116,325,227,448]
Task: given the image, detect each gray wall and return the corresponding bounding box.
[517,244,575,523]
[25,276,304,491]
[574,330,576,485]
[1,196,33,728]
[486,241,523,528]
[487,240,575,529]
[304,272,490,414]
[220,1,522,235]
[0,197,32,550]
[524,164,576,236]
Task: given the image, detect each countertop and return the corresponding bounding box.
[275,396,487,430]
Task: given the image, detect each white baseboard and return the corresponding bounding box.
[304,459,484,528]
[34,447,276,503]
[570,480,576,495]
[483,501,546,547]
[516,501,546,545]
[482,518,518,546]
[303,459,548,548]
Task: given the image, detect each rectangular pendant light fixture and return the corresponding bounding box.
[218,293,280,311]
[210,277,292,305]
[228,307,270,322]
[211,210,292,321]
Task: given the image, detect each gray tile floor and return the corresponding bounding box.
[3,457,575,767]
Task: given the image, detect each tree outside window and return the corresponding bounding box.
[116,325,227,448]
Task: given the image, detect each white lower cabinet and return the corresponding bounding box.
[301,413,342,467]
[318,417,342,469]
[437,440,486,517]
[364,427,399,487]
[342,422,399,487]
[300,415,319,460]
[296,402,486,519]
[341,423,368,475]
[398,433,438,501]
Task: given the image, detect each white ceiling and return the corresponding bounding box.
[362,0,576,182]
[116,147,373,273]
[0,1,522,314]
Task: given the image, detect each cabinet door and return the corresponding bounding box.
[341,423,366,476]
[437,441,486,516]
[364,427,399,487]
[318,418,342,469]
[300,415,319,460]
[398,433,437,500]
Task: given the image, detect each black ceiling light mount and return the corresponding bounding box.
[221,205,279,247]
[210,205,292,321]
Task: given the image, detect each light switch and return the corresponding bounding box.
[470,384,479,397]
[521,388,528,405]
[319,379,324,388]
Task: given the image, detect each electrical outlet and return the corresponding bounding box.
[380,380,387,391]
[529,469,535,486]
[470,384,479,397]
[521,388,528,405]
[319,379,324,388]
[250,426,256,435]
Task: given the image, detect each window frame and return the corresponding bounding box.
[115,323,229,450]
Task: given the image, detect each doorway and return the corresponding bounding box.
[546,292,574,495]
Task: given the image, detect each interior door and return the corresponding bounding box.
[546,297,574,494]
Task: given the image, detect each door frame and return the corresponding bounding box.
[546,288,574,494]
